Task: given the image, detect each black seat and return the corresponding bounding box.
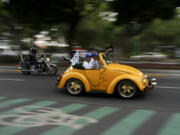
[73,63,85,70]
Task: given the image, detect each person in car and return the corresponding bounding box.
[83,53,93,69]
[90,52,99,69]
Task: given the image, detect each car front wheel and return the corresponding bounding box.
[66,78,84,96]
[117,80,137,99]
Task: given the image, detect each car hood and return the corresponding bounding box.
[107,63,143,76]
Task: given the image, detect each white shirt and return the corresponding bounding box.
[83,61,93,69]
[90,58,99,69]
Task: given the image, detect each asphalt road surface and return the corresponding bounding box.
[0,66,180,135]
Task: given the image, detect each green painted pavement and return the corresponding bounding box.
[42,106,119,135]
[0,98,30,109]
[60,103,87,113]
[0,100,56,135]
[41,103,88,135]
[0,103,86,135]
[83,106,119,119]
[102,109,155,135]
[0,100,56,115]
[157,113,180,135]
[0,96,6,99]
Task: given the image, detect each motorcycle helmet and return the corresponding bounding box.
[30,47,37,54]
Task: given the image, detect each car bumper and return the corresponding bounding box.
[55,73,63,86]
[145,77,157,91]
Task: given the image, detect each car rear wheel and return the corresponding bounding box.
[66,78,84,96]
[117,80,137,99]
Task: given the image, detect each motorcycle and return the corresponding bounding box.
[18,53,57,75]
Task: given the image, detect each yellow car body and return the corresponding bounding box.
[57,53,155,98]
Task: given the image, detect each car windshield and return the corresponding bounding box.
[102,54,112,64]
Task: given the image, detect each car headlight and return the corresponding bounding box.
[144,74,148,78]
[142,78,147,85]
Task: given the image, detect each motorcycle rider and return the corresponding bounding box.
[29,47,39,69]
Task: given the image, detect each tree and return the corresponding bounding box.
[139,17,180,51]
[111,0,179,25]
[106,0,180,54]
[4,0,105,45]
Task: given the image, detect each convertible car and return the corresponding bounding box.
[56,52,157,99]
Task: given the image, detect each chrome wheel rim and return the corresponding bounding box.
[68,80,82,95]
[119,82,135,98]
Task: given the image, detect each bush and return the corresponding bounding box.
[0,55,19,63]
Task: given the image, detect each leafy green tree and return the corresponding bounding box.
[107,0,180,54]
[140,17,180,52]
[4,0,105,45]
[111,0,179,24]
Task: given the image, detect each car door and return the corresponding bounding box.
[84,69,100,86]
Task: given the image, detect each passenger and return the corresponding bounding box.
[83,53,93,69]
[90,52,99,69]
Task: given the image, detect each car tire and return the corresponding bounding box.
[117,80,137,99]
[66,78,84,96]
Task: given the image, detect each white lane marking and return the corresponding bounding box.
[0,78,24,81]
[156,86,180,89]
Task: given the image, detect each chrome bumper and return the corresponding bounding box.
[146,77,157,90]
[149,78,157,86]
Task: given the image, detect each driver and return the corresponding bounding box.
[83,53,93,69]
[29,47,39,69]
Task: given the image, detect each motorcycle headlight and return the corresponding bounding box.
[47,58,50,62]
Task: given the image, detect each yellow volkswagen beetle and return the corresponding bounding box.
[57,52,157,99]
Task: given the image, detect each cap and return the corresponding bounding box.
[85,53,91,58]
[91,52,98,57]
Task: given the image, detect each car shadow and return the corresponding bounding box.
[57,88,147,101]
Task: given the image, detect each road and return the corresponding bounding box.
[0,66,180,135]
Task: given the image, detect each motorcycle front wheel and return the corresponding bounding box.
[47,65,57,76]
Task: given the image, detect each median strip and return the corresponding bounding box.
[156,86,180,89]
[10,70,21,73]
[146,73,165,77]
